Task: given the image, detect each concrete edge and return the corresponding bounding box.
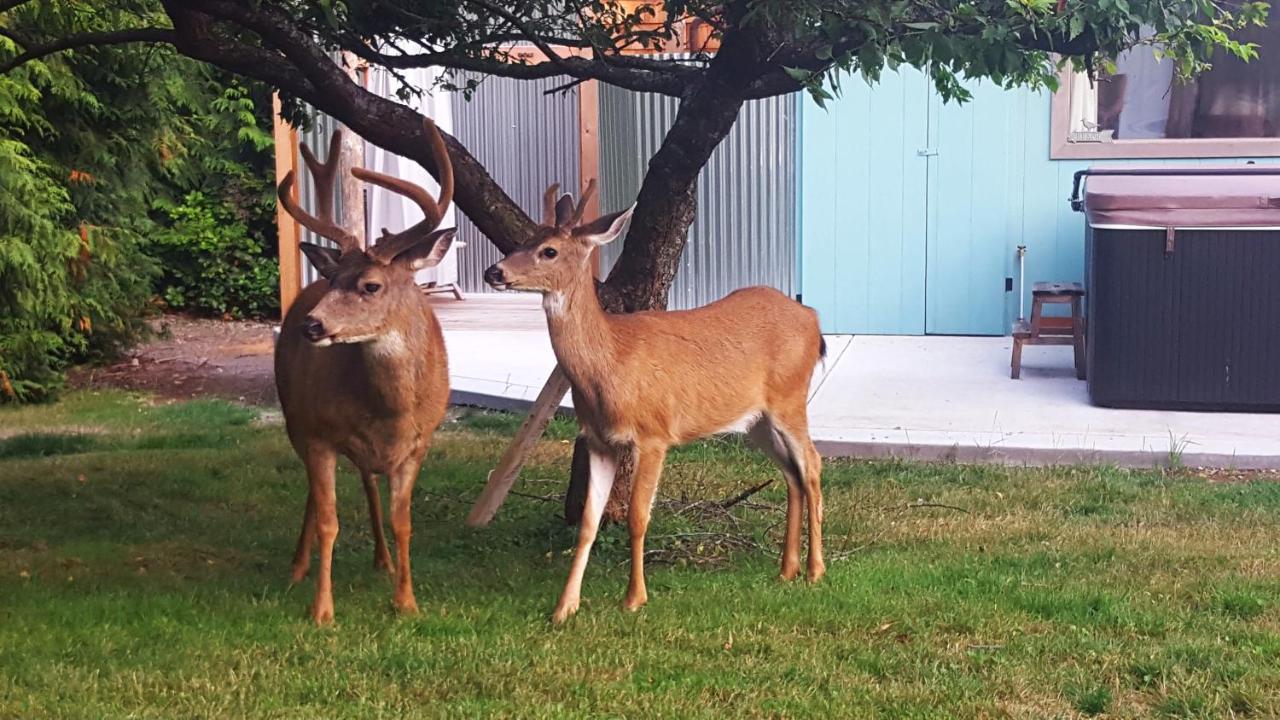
[449,390,574,417]
[813,439,1280,470]
[450,389,1280,470]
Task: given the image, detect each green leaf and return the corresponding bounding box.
[784,66,814,82]
[1069,14,1086,40]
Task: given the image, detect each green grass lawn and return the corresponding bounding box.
[2,391,1279,718]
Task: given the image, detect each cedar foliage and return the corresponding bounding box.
[0,2,277,402]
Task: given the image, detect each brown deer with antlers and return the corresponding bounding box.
[275,119,454,624]
[484,183,827,624]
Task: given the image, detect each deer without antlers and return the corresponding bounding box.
[484,183,828,624]
[275,119,455,625]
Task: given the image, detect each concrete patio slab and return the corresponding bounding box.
[435,294,1280,469]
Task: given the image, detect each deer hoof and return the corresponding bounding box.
[374,555,394,575]
[394,595,419,615]
[779,566,801,583]
[806,565,826,585]
[621,594,647,612]
[550,601,579,625]
[310,602,334,626]
[289,565,310,585]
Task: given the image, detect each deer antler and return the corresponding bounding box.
[278,130,361,253]
[542,179,598,228]
[570,179,598,227]
[542,182,562,227]
[360,118,456,261]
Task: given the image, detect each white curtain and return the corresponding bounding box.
[364,66,458,286]
[1114,47,1174,140]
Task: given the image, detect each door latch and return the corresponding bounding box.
[917,148,939,156]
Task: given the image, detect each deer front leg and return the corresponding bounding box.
[360,471,394,574]
[388,460,421,614]
[305,447,339,625]
[290,488,317,584]
[623,444,667,612]
[552,445,617,624]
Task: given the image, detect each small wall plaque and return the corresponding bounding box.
[1067,130,1115,144]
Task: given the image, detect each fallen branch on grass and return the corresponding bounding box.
[888,500,971,514]
[718,477,775,509]
[641,531,765,567]
[508,490,561,504]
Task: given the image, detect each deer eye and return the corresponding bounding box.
[539,247,558,260]
[362,282,382,295]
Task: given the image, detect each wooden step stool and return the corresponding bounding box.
[1011,281,1086,380]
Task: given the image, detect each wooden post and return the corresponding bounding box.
[272,93,301,315]
[338,52,367,248]
[578,79,605,278]
[337,130,366,248]
[466,366,573,527]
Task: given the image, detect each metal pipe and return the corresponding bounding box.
[1016,245,1027,321]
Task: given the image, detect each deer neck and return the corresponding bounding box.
[543,270,614,389]
[358,310,430,413]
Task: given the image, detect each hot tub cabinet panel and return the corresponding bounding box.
[1087,226,1280,411]
[1081,167,1280,412]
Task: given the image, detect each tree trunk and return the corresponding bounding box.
[564,35,761,525]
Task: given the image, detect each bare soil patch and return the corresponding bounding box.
[70,315,277,405]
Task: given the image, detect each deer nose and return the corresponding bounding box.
[484,264,506,287]
[301,317,328,342]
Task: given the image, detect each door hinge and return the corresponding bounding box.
[1005,277,1014,292]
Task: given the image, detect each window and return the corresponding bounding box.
[1050,21,1280,158]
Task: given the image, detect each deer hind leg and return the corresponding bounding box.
[388,460,421,614]
[624,443,668,612]
[770,402,826,584]
[800,439,825,583]
[748,416,806,582]
[290,488,317,585]
[552,444,617,624]
[360,471,394,574]
[305,447,340,625]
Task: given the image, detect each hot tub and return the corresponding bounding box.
[1076,166,1280,411]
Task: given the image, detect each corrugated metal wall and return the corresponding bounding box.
[288,66,797,307]
[598,75,797,310]
[451,74,582,293]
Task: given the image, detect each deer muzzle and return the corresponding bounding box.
[302,317,329,343]
[484,264,509,290]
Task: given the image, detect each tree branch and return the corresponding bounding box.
[0,27,176,75]
[459,0,578,77]
[173,0,535,253]
[342,42,692,97]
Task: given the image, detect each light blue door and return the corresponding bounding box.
[800,74,1019,336]
[924,81,1023,335]
[800,68,930,334]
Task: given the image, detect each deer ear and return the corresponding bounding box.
[573,205,634,246]
[393,228,456,270]
[554,194,576,227]
[300,242,342,279]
